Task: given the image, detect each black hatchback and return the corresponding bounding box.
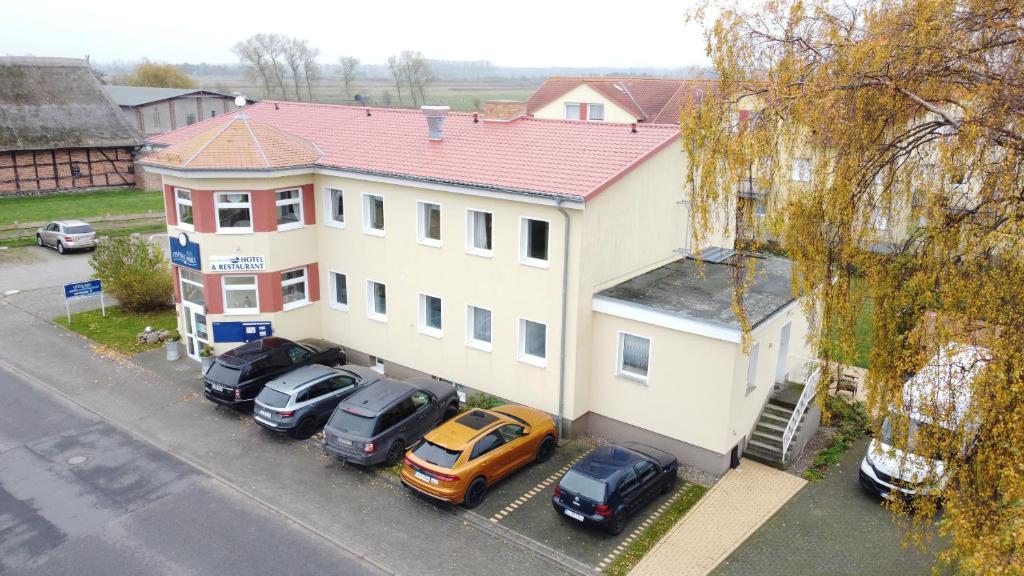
[203,337,345,407]
[552,443,678,535]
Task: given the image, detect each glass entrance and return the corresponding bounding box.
[181,303,210,361]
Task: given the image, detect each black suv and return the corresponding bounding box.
[322,377,459,466]
[552,442,678,535]
[203,337,345,407]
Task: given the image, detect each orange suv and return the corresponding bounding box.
[400,404,557,508]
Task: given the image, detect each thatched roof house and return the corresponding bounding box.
[0,57,142,195]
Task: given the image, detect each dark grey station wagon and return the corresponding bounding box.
[253,364,381,439]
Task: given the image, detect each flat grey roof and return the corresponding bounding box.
[596,255,796,330]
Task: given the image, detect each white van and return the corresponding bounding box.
[859,344,989,498]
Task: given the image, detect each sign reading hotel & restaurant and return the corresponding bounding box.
[208,255,267,272]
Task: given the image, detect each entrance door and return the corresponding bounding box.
[775,322,791,384]
[181,303,210,361]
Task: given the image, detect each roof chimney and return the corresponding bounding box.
[421,106,449,140]
[482,100,527,122]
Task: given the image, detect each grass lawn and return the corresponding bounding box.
[0,188,164,225]
[822,296,875,369]
[54,306,177,355]
[0,223,166,248]
[604,483,708,576]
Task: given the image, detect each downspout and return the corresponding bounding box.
[556,201,571,440]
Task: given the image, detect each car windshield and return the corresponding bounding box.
[328,408,377,437]
[256,387,291,408]
[206,361,242,385]
[559,470,607,502]
[412,440,462,468]
[64,225,94,234]
[880,413,954,459]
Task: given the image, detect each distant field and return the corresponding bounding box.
[194,75,540,112]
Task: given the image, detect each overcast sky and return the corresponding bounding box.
[2,0,712,69]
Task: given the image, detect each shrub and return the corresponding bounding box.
[463,392,504,410]
[89,237,173,312]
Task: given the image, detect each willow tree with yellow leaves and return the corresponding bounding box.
[681,0,1023,572]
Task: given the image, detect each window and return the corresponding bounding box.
[520,218,549,266]
[410,390,432,411]
[174,188,194,229]
[370,355,385,374]
[222,275,258,313]
[466,209,493,256]
[564,103,580,120]
[152,108,160,128]
[588,103,605,121]
[617,332,651,383]
[471,431,505,460]
[326,374,357,394]
[70,164,81,177]
[281,267,308,310]
[618,468,639,494]
[275,188,303,230]
[185,112,196,126]
[497,424,525,443]
[746,341,760,392]
[287,344,314,364]
[363,193,385,235]
[325,188,345,227]
[518,318,547,367]
[367,280,387,321]
[329,271,348,310]
[210,110,217,118]
[179,268,205,306]
[466,305,492,351]
[417,201,442,246]
[634,460,658,484]
[215,192,252,233]
[418,294,443,337]
[872,207,889,230]
[791,158,811,182]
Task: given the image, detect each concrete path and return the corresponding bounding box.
[630,460,805,576]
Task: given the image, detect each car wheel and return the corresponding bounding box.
[661,472,677,495]
[294,417,318,440]
[607,509,628,536]
[443,402,458,421]
[384,440,405,467]
[57,241,65,254]
[536,435,556,463]
[463,477,488,509]
[36,234,43,247]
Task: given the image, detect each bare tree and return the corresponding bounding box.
[299,42,320,101]
[255,33,289,99]
[232,37,275,97]
[338,56,360,99]
[394,51,432,107]
[282,38,304,101]
[234,34,319,102]
[386,55,404,105]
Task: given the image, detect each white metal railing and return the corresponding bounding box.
[781,362,822,463]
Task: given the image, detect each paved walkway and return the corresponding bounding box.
[631,459,805,576]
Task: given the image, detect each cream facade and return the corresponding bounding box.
[532,84,641,123]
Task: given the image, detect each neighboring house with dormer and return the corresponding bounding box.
[139,101,819,474]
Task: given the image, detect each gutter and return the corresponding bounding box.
[556,200,571,440]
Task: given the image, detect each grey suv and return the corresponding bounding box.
[253,364,381,439]
[323,377,459,466]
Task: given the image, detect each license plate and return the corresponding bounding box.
[413,470,439,485]
[335,437,352,446]
[257,409,272,418]
[564,509,585,522]
[211,384,224,392]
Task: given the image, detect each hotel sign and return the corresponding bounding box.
[209,255,267,272]
[171,233,201,271]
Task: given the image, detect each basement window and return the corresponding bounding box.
[617,332,651,383]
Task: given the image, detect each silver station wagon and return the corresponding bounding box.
[253,364,381,439]
[36,220,97,254]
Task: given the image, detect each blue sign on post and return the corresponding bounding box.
[212,321,273,343]
[64,280,102,299]
[170,232,201,271]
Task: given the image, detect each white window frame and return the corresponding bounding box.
[275,187,304,231]
[366,279,387,322]
[324,187,345,229]
[362,193,385,237]
[179,267,205,306]
[791,158,811,182]
[174,187,194,231]
[745,341,760,393]
[517,317,548,368]
[564,102,580,120]
[417,200,443,247]
[214,192,253,234]
[616,331,652,384]
[281,266,309,311]
[466,304,493,352]
[465,208,494,258]
[221,274,259,315]
[329,270,348,311]
[417,293,443,338]
[370,355,385,374]
[519,216,551,269]
[587,103,605,121]
[872,207,889,231]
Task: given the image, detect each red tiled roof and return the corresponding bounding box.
[525,77,718,124]
[142,101,680,200]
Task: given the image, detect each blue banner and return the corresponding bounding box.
[170,232,201,271]
[64,280,102,299]
[212,321,273,343]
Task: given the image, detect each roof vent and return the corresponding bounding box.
[421,105,449,140]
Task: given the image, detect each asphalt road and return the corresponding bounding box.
[0,365,386,576]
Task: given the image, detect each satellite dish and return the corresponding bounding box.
[234,95,247,108]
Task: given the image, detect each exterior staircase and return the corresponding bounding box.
[745,390,811,469]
